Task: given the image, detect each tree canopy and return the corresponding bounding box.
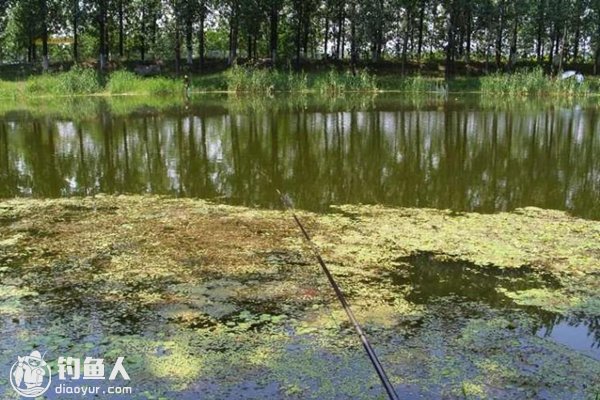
[1,0,600,73]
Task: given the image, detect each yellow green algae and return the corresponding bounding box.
[0,195,598,399]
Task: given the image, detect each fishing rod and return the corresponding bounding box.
[274,188,400,400]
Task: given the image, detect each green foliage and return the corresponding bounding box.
[225,66,311,93]
[24,66,100,96]
[0,79,22,99]
[107,71,183,96]
[57,66,101,94]
[398,75,447,93]
[313,69,378,94]
[225,66,275,93]
[224,67,377,94]
[480,68,590,96]
[106,70,138,94]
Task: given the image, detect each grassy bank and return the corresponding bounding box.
[0,66,599,98]
[0,66,184,99]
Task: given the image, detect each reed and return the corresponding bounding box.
[225,66,376,93]
[480,68,590,95]
[107,70,184,95]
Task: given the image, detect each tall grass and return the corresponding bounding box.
[225,66,276,93]
[0,80,23,99]
[313,69,377,94]
[107,70,183,95]
[225,66,376,93]
[480,68,590,95]
[0,67,183,99]
[25,66,101,96]
[0,66,594,99]
[399,75,447,93]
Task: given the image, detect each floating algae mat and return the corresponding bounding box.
[0,196,598,399]
[389,253,599,360]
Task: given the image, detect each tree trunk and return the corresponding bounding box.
[27,36,32,63]
[99,0,107,69]
[417,0,425,61]
[445,3,454,76]
[335,7,344,59]
[557,26,567,73]
[402,9,411,73]
[572,26,580,62]
[595,42,600,75]
[465,8,471,65]
[302,12,310,59]
[140,6,146,61]
[199,11,205,70]
[548,27,555,69]
[42,19,49,72]
[269,3,278,63]
[350,3,357,72]
[105,6,110,64]
[73,0,79,61]
[186,14,193,65]
[247,34,253,60]
[295,13,302,67]
[228,5,239,65]
[495,0,504,69]
[118,0,124,58]
[508,15,518,71]
[175,21,181,74]
[536,0,544,64]
[571,0,583,62]
[323,14,329,58]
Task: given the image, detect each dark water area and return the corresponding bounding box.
[0,94,599,219]
[392,254,600,360]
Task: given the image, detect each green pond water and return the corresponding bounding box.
[0,94,599,399]
[0,94,599,219]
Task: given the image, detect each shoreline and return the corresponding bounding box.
[1,68,598,100]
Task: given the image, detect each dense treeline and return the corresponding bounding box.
[1,0,600,74]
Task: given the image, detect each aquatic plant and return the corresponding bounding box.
[480,68,590,96]
[313,69,378,94]
[107,70,183,96]
[225,66,376,94]
[0,196,599,399]
[24,66,101,96]
[398,75,446,93]
[224,65,273,93]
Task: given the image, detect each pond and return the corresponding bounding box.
[0,94,599,219]
[0,95,599,399]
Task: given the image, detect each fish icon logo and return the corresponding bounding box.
[10,350,52,397]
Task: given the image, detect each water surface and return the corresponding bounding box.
[0,94,599,219]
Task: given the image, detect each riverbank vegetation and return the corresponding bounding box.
[1,0,600,100]
[0,67,184,98]
[1,66,599,99]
